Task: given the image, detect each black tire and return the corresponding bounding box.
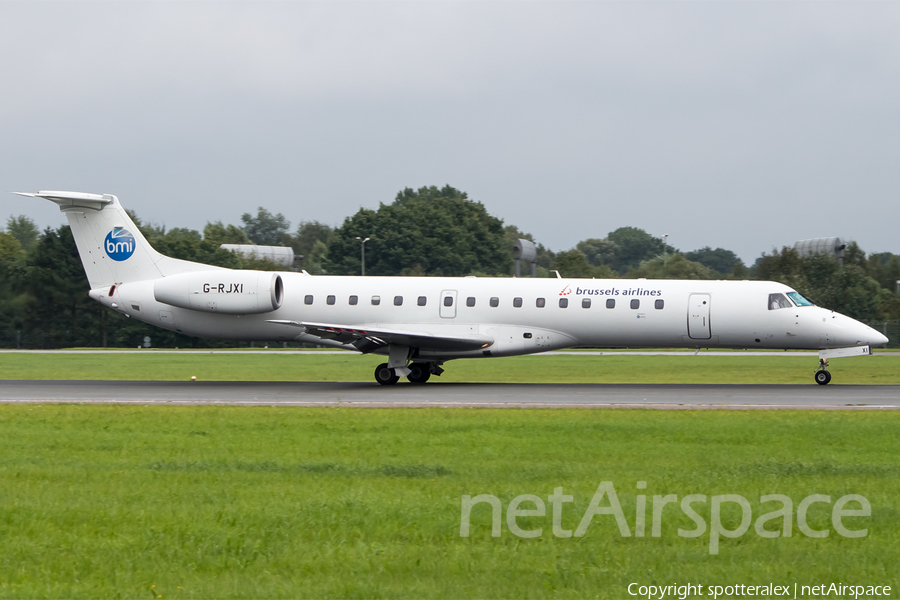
[374,363,399,386]
[407,363,431,384]
[814,370,832,385]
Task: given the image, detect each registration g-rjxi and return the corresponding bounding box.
[18,191,888,385]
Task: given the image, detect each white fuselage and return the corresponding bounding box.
[97,274,882,360]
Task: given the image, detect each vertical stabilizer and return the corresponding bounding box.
[14,191,216,287]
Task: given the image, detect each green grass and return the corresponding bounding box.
[1,351,898,384]
[0,406,897,598]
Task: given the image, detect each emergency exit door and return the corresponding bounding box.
[440,290,457,318]
[688,294,711,339]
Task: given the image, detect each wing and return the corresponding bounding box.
[267,320,494,354]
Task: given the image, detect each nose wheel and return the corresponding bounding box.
[814,359,832,385]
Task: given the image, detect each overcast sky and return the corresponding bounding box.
[2,1,898,264]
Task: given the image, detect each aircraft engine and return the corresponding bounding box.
[154,270,284,315]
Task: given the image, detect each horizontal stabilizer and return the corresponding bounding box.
[14,190,115,211]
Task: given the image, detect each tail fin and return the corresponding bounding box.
[14,191,216,287]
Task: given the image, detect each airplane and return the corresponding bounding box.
[14,190,889,385]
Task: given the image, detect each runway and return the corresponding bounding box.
[1,380,899,409]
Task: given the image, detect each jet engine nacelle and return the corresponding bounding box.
[154,270,284,314]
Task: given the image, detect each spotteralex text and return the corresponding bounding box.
[627,583,891,600]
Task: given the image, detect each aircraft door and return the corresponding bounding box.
[688,294,711,339]
[440,290,458,318]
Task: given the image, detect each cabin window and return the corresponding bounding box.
[631,299,640,309]
[606,299,615,309]
[536,298,546,308]
[523,332,533,339]
[349,295,358,306]
[466,297,476,307]
[417,296,427,306]
[304,295,314,305]
[371,295,381,306]
[768,293,790,310]
[655,299,664,310]
[327,295,336,305]
[559,298,568,308]
[490,297,499,307]
[513,297,523,308]
[582,298,591,308]
[394,296,403,306]
[443,296,454,307]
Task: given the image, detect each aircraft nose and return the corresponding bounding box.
[857,321,888,346]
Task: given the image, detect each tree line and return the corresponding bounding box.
[1,185,898,348]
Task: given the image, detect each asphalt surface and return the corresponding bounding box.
[1,380,899,409]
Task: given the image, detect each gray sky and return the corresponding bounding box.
[2,1,899,264]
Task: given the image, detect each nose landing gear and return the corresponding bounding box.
[814,359,832,385]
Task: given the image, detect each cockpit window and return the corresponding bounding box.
[768,293,791,310]
[787,291,814,307]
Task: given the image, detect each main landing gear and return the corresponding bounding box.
[814,358,832,385]
[374,362,440,385]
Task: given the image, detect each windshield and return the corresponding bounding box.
[787,291,815,307]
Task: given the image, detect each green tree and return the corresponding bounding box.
[576,238,617,268]
[551,249,616,279]
[5,215,40,252]
[607,227,669,274]
[325,185,511,276]
[684,247,745,276]
[241,207,290,246]
[203,221,252,246]
[628,254,717,280]
[287,221,334,274]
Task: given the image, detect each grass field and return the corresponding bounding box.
[0,405,896,598]
[1,351,899,384]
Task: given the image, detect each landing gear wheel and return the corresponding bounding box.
[407,363,431,384]
[374,363,399,386]
[814,370,832,385]
[814,358,832,385]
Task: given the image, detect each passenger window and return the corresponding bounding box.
[327,295,335,306]
[655,299,664,310]
[371,295,381,306]
[490,297,499,308]
[536,298,546,308]
[513,297,523,308]
[559,298,568,308]
[631,299,640,309]
[606,299,615,309]
[769,293,791,310]
[417,296,427,306]
[304,295,314,305]
[394,296,403,306]
[443,296,453,307]
[466,297,476,307]
[349,295,358,306]
[582,298,591,309]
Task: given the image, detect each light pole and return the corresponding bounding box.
[355,236,370,276]
[662,234,669,267]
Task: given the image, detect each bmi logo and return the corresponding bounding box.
[104,228,136,261]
